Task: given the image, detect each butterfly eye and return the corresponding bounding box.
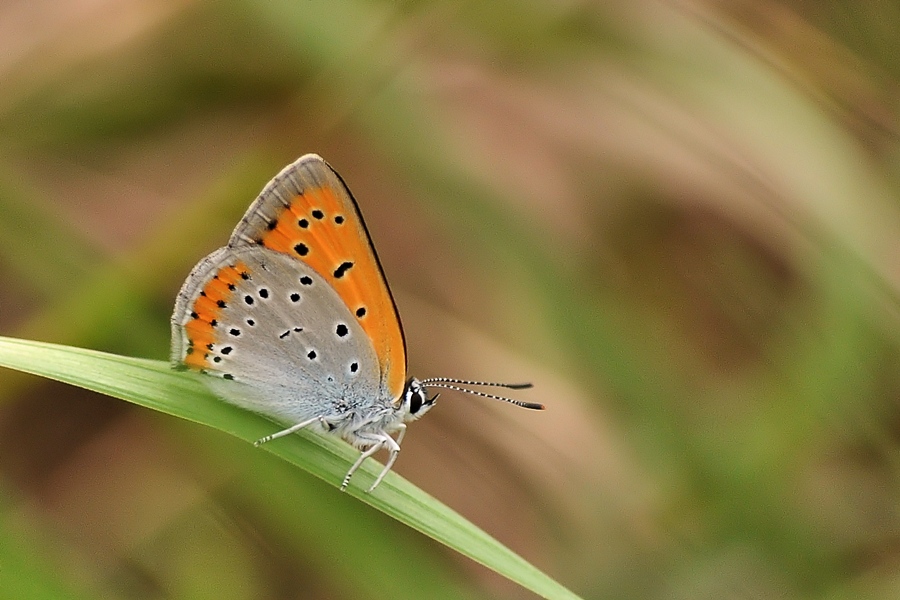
[403,379,436,420]
[408,389,423,414]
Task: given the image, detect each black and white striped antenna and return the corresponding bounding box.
[418,377,543,410]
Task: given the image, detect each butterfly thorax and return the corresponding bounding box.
[328,377,435,448]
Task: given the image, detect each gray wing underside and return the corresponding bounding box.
[171,245,383,425]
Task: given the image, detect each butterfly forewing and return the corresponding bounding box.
[227,155,407,402]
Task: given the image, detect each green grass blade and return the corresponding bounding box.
[0,336,581,600]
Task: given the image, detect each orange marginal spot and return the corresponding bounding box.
[217,263,247,286]
[203,279,230,303]
[259,184,406,400]
[183,348,209,370]
[192,295,219,316]
[181,262,248,370]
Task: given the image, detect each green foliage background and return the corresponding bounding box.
[2,1,900,598]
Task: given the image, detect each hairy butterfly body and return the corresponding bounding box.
[171,154,541,491]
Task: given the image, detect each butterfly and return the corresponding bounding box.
[170,154,542,492]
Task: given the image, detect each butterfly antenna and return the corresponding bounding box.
[420,379,544,410]
[419,377,534,390]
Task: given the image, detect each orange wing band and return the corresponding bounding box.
[182,262,248,370]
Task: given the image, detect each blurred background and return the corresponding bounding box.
[1,0,900,598]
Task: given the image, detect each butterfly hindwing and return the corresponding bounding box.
[171,245,384,424]
[227,154,407,402]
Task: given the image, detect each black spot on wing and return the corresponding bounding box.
[333,262,353,278]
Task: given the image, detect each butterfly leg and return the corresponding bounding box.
[341,431,403,492]
[341,438,385,491]
[394,423,407,446]
[254,416,326,446]
[368,425,406,492]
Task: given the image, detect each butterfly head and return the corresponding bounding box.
[397,376,544,424]
[399,377,438,422]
